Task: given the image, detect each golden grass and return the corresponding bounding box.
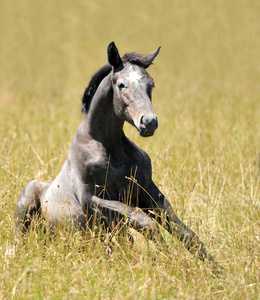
[1,0,259,298]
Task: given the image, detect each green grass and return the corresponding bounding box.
[1,0,260,298]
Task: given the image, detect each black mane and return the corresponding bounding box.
[81,52,149,114]
[81,64,112,114]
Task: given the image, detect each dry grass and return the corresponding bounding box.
[0,0,259,299]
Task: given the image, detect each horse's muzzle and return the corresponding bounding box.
[138,114,158,137]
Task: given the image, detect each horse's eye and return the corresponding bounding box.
[117,82,125,90]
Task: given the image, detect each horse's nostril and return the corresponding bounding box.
[140,115,158,128]
[141,116,147,125]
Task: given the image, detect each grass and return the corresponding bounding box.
[1,0,260,298]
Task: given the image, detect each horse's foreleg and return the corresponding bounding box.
[145,182,225,274]
[90,196,164,243]
[164,200,216,260]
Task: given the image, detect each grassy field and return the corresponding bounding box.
[1,0,259,299]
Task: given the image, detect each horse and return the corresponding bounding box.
[14,42,223,274]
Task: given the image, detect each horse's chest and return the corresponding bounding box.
[89,157,150,200]
[112,165,145,200]
[112,161,144,185]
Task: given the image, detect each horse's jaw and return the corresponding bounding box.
[138,128,157,137]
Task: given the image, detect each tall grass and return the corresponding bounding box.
[1,0,259,298]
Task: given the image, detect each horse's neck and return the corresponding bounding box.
[85,75,124,156]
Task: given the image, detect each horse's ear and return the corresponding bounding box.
[140,46,161,69]
[107,42,123,69]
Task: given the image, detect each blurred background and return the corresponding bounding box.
[1,0,259,109]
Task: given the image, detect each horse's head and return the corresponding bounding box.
[107,42,160,137]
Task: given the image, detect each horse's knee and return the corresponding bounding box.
[130,210,159,240]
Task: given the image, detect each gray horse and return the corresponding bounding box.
[14,42,223,273]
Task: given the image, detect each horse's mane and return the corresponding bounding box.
[81,64,112,113]
[81,52,148,114]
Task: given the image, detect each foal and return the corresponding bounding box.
[14,42,223,273]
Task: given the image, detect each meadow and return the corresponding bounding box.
[0,0,259,299]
